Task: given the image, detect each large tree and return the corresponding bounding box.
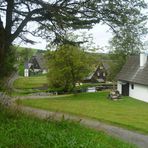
[108,7,147,81]
[0,0,147,79]
[47,44,90,92]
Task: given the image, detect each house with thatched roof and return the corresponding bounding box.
[117,53,148,102]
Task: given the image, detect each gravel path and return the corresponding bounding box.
[13,94,72,100]
[6,72,18,90]
[17,105,148,148]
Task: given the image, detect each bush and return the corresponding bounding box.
[18,64,24,76]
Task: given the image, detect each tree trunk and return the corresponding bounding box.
[0,18,14,79]
[0,19,6,77]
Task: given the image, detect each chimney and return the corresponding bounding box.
[140,53,147,67]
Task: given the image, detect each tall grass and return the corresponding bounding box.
[0,105,135,148]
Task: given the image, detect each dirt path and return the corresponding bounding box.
[17,105,148,148]
[13,94,72,100]
[6,72,18,90]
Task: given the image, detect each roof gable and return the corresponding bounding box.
[117,55,148,85]
[27,53,47,70]
[29,56,41,69]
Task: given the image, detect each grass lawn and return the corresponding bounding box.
[13,75,48,89]
[0,105,135,148]
[20,92,148,134]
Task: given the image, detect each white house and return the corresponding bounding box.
[117,53,148,103]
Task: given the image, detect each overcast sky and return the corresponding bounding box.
[18,23,113,51]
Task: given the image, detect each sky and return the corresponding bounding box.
[18,23,113,51]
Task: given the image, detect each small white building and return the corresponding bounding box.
[24,68,29,77]
[117,53,148,103]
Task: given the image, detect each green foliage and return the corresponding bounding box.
[16,47,34,63]
[108,53,126,81]
[1,0,147,44]
[47,45,90,92]
[1,46,16,75]
[15,46,38,52]
[108,1,148,81]
[18,64,24,76]
[21,92,148,134]
[0,105,135,147]
[0,46,16,90]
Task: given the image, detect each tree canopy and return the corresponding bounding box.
[47,44,90,92]
[0,0,147,79]
[1,0,147,45]
[108,4,148,81]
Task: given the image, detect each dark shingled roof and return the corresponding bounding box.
[35,53,47,70]
[117,55,148,86]
[28,53,47,70]
[24,61,29,69]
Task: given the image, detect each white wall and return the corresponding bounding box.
[24,69,29,77]
[34,69,41,72]
[42,69,47,74]
[117,81,122,94]
[129,83,148,103]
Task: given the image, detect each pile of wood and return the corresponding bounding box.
[108,90,121,100]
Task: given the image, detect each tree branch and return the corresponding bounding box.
[10,8,44,42]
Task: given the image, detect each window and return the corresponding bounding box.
[100,66,103,69]
[131,84,134,89]
[97,72,100,76]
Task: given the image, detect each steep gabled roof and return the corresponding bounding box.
[29,56,41,69]
[28,53,47,70]
[35,53,47,70]
[84,65,98,80]
[117,55,148,85]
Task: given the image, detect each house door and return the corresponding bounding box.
[122,83,129,96]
